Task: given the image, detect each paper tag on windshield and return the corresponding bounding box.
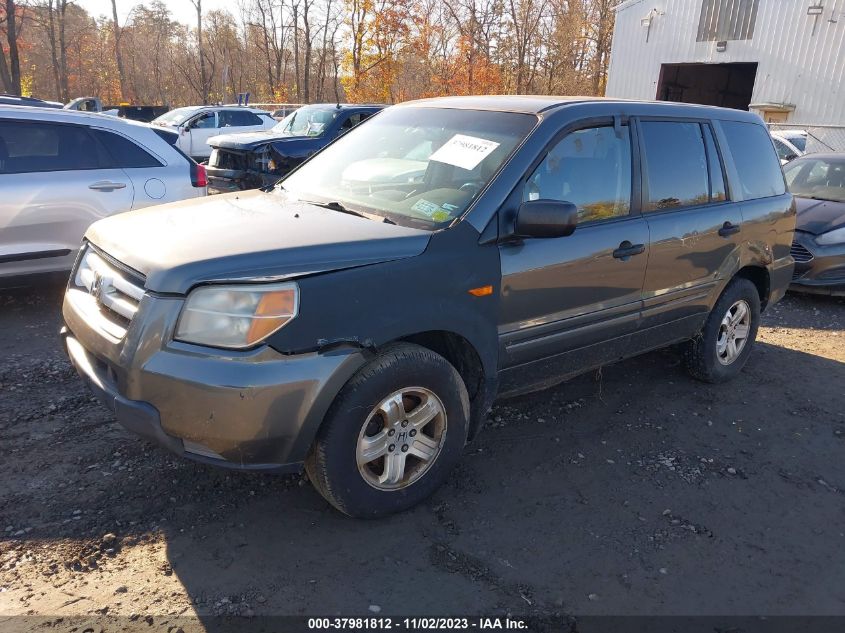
[429,134,500,171]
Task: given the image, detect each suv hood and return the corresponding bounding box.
[85,190,430,294]
[794,196,845,235]
[208,131,309,151]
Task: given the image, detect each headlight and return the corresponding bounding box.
[175,282,299,349]
[816,226,845,246]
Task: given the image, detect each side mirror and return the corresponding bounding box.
[514,199,578,239]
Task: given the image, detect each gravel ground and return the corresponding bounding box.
[1,282,844,629]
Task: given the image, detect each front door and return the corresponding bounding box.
[186,111,218,159]
[498,122,648,393]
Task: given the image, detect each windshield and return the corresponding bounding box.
[271,110,296,133]
[272,105,337,137]
[279,106,537,229]
[784,157,845,203]
[152,107,200,126]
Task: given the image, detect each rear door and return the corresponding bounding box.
[498,120,649,390]
[91,127,195,208]
[0,119,133,277]
[634,118,742,342]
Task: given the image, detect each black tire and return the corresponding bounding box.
[305,343,470,518]
[683,277,761,383]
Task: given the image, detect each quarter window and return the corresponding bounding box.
[721,121,786,199]
[524,125,632,224]
[641,121,709,211]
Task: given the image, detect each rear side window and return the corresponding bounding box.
[0,120,102,173]
[640,121,709,211]
[220,110,263,127]
[720,121,786,199]
[92,130,162,168]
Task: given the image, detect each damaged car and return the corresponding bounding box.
[205,103,384,193]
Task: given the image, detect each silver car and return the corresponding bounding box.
[0,106,207,283]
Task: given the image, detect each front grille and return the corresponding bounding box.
[211,149,249,171]
[72,246,145,336]
[790,241,814,263]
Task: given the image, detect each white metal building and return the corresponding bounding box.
[606,0,845,125]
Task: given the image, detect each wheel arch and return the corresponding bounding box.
[733,265,770,310]
[396,330,494,441]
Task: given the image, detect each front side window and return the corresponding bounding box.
[280,107,537,229]
[191,112,217,129]
[721,120,786,200]
[524,125,632,223]
[641,121,709,211]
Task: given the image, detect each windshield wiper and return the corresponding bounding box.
[301,199,366,218]
[300,199,396,224]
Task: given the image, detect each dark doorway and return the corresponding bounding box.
[656,62,757,110]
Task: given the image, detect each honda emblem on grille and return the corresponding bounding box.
[91,272,110,306]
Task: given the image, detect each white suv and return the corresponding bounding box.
[0,106,207,283]
[151,106,276,160]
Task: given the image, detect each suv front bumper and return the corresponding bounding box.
[62,284,366,471]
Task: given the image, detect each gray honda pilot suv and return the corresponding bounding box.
[62,96,795,517]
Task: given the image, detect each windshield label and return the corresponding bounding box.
[430,134,500,171]
[411,199,440,216]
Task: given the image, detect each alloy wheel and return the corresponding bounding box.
[356,387,447,491]
[716,299,751,365]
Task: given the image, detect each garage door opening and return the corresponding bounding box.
[656,62,757,110]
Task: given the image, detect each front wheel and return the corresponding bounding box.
[683,277,761,383]
[305,343,470,518]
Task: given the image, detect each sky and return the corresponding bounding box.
[75,0,234,27]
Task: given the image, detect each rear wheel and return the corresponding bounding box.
[684,277,761,383]
[306,343,469,518]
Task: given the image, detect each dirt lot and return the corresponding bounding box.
[1,282,844,629]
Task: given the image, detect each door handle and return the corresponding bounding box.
[612,241,645,260]
[89,181,127,191]
[718,221,741,237]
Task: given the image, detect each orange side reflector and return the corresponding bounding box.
[468,285,493,297]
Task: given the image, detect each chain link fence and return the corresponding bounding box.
[768,123,845,154]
